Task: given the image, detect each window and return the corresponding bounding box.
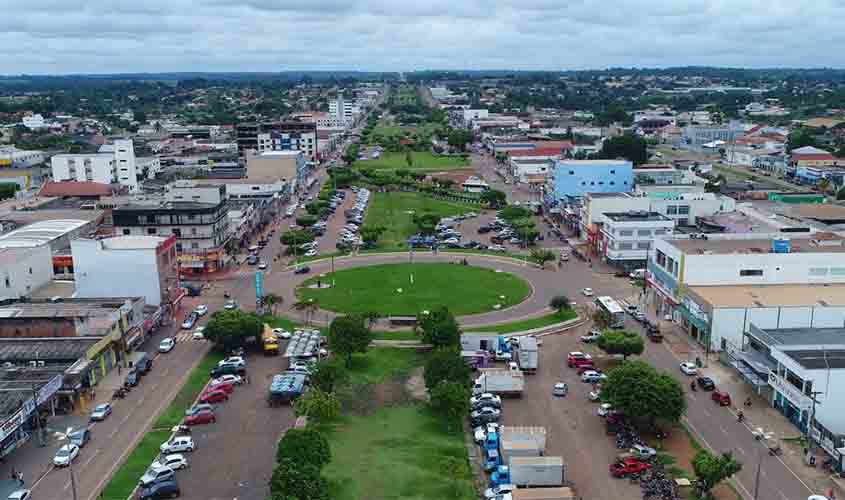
[666,205,678,215]
[147,228,157,235]
[122,229,130,235]
[191,228,198,236]
[610,181,615,185]
[620,243,633,250]
[598,181,604,185]
[739,269,764,277]
[590,181,595,185]
[677,205,690,215]
[637,229,651,236]
[4,278,9,288]
[610,170,616,174]
[620,230,633,237]
[654,229,667,236]
[191,243,199,249]
[637,242,651,250]
[28,267,32,274]
[569,171,574,175]
[172,228,181,237]
[175,243,183,252]
[656,250,666,267]
[809,267,829,277]
[830,267,845,276]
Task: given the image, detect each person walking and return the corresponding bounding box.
[17,470,23,485]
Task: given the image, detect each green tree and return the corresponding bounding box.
[692,450,742,497]
[601,360,686,428]
[359,225,385,247]
[263,293,283,315]
[447,129,472,151]
[424,348,471,391]
[530,249,556,269]
[817,178,832,194]
[280,229,315,246]
[276,428,331,469]
[595,106,633,126]
[597,330,645,360]
[412,212,441,236]
[296,215,318,227]
[498,205,532,221]
[405,150,414,167]
[269,458,329,500]
[549,295,571,315]
[480,189,507,208]
[597,134,648,165]
[0,183,18,201]
[328,315,372,366]
[417,307,461,347]
[787,128,817,152]
[294,388,341,423]
[308,358,348,394]
[360,310,383,329]
[592,309,611,329]
[430,381,471,430]
[204,310,262,349]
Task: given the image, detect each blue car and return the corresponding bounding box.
[483,448,501,471]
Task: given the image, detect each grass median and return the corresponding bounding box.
[99,351,224,500]
[466,309,577,334]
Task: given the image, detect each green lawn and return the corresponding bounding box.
[466,309,577,334]
[365,191,476,249]
[297,262,530,316]
[345,348,424,386]
[101,351,224,499]
[370,330,418,341]
[322,405,475,500]
[355,152,468,172]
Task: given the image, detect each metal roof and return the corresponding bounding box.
[0,219,90,248]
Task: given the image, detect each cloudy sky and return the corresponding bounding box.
[4,0,845,74]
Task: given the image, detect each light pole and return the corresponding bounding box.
[752,446,763,500]
[31,383,44,447]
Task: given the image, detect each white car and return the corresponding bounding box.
[212,374,243,386]
[218,356,246,368]
[631,444,657,459]
[588,390,601,402]
[8,490,31,500]
[160,436,195,454]
[580,329,601,343]
[494,350,512,361]
[53,444,79,467]
[553,382,568,397]
[151,453,188,471]
[597,403,613,417]
[224,300,238,310]
[473,422,500,443]
[273,328,292,339]
[258,262,268,270]
[680,362,698,375]
[139,464,175,486]
[581,370,607,383]
[582,287,594,297]
[484,484,516,499]
[192,327,205,340]
[194,304,208,316]
[158,338,175,353]
[470,393,502,407]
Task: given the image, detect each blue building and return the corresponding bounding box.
[551,159,633,201]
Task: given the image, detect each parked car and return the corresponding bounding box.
[138,479,180,500]
[7,490,31,500]
[580,330,601,343]
[567,352,593,368]
[212,374,243,386]
[588,389,601,402]
[218,356,245,368]
[185,404,214,417]
[180,314,197,330]
[224,300,238,310]
[67,428,91,448]
[191,327,205,340]
[582,287,594,297]
[610,458,651,477]
[272,328,292,339]
[199,389,229,404]
[696,376,716,391]
[294,265,311,275]
[679,362,698,376]
[581,370,607,383]
[90,403,112,421]
[207,381,235,394]
[470,393,502,407]
[553,382,568,397]
[53,444,79,467]
[183,410,216,426]
[160,436,195,454]
[158,338,175,353]
[194,304,208,316]
[470,407,501,425]
[140,464,175,486]
[210,364,245,378]
[483,483,516,499]
[471,398,502,411]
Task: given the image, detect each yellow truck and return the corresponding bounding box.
[262,324,279,356]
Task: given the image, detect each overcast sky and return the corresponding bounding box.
[4,0,845,74]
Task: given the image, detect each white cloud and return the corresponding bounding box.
[2,0,845,73]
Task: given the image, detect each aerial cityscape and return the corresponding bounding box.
[4,4,845,500]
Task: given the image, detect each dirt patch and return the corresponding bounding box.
[405,367,429,402]
[339,377,416,415]
[659,427,739,500]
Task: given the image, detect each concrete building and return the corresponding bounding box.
[71,235,178,307]
[329,95,358,126]
[0,146,45,168]
[462,109,489,127]
[682,124,744,147]
[112,182,230,275]
[599,211,674,269]
[461,176,489,193]
[550,159,633,201]
[236,122,318,161]
[0,246,53,300]
[21,114,45,130]
[51,139,140,192]
[246,150,307,189]
[633,165,684,185]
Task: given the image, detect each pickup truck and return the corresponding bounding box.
[609,458,651,477]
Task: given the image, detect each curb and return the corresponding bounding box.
[284,250,536,271]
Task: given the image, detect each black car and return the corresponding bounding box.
[294,266,311,275]
[138,479,180,499]
[696,376,716,391]
[470,400,502,411]
[477,226,492,234]
[67,428,91,448]
[210,364,246,378]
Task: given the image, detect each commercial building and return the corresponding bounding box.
[682,124,744,147]
[550,159,633,201]
[0,218,95,258]
[599,211,674,269]
[246,150,307,190]
[0,146,45,168]
[71,235,179,307]
[633,164,684,185]
[462,109,489,127]
[647,233,845,350]
[51,139,141,192]
[329,95,359,126]
[0,361,64,459]
[112,181,230,275]
[237,121,318,161]
[0,245,53,301]
[21,114,45,130]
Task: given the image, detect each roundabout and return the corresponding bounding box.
[295,262,531,316]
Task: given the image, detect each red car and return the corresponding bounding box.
[208,381,235,394]
[183,410,216,426]
[609,458,651,477]
[567,352,594,368]
[199,389,229,404]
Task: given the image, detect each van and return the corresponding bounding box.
[629,269,645,279]
[247,255,259,265]
[128,352,152,375]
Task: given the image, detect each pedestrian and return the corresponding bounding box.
[10,468,16,482]
[17,470,23,485]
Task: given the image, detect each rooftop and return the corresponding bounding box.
[39,181,113,198]
[671,236,844,255]
[783,350,845,370]
[0,219,91,249]
[750,326,845,349]
[97,235,168,250]
[556,159,632,166]
[0,298,139,321]
[603,211,672,222]
[0,338,99,363]
[689,283,845,309]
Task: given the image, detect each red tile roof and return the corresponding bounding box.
[509,146,567,158]
[791,154,836,162]
[39,181,113,198]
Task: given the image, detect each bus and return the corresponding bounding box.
[594,296,625,329]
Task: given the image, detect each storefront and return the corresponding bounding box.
[85,335,119,387]
[0,374,62,458]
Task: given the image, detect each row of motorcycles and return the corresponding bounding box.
[612,424,680,500]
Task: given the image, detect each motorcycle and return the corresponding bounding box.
[112,388,127,399]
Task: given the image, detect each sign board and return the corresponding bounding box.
[37,375,63,405]
[768,372,812,411]
[255,271,263,299]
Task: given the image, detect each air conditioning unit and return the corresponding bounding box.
[28,361,37,368]
[37,361,45,367]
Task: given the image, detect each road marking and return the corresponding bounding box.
[718,425,729,436]
[109,427,119,439]
[779,491,790,500]
[64,479,71,490]
[83,449,99,467]
[684,417,753,500]
[136,395,146,406]
[701,407,711,417]
[121,414,131,425]
[31,465,54,489]
[153,353,161,361]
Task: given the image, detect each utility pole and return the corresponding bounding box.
[31,383,44,447]
[753,446,764,500]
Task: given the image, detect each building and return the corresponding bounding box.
[51,139,140,192]
[633,164,684,185]
[246,150,307,189]
[751,150,788,175]
[462,109,489,127]
[329,95,358,126]
[0,146,45,168]
[0,245,53,300]
[21,114,45,130]
[599,211,674,269]
[550,159,633,201]
[461,176,489,193]
[682,124,744,147]
[0,218,94,254]
[647,234,845,350]
[237,122,317,161]
[71,235,178,307]
[112,181,230,275]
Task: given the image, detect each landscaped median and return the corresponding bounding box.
[99,351,224,500]
[466,309,578,334]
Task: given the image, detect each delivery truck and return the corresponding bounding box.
[491,457,564,488]
[473,367,525,397]
[511,487,577,500]
[516,336,538,373]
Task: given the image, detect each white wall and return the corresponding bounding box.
[71,239,162,305]
[51,155,114,184]
[683,252,845,287]
[0,246,53,301]
[710,306,845,351]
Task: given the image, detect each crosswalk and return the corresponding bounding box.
[174,332,207,343]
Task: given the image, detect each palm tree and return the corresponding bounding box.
[263,293,283,316]
[817,178,832,194]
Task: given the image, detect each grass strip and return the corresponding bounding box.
[100,351,224,500]
[466,310,577,334]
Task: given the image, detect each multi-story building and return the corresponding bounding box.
[0,246,53,301]
[51,139,140,192]
[246,150,307,190]
[633,164,684,185]
[682,124,744,147]
[599,211,674,269]
[329,95,358,126]
[112,181,230,275]
[462,109,489,127]
[0,146,45,168]
[71,235,178,307]
[549,159,633,202]
[236,122,317,161]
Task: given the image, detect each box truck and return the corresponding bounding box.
[473,367,525,397]
[516,336,538,373]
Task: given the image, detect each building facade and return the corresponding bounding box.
[551,159,633,201]
[237,122,317,161]
[0,246,54,301]
[246,150,307,189]
[51,139,140,192]
[599,211,674,269]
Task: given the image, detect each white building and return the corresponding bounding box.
[599,211,674,268]
[0,246,53,301]
[71,235,178,307]
[329,95,357,127]
[21,114,46,130]
[0,146,45,168]
[461,176,489,193]
[581,191,736,230]
[51,139,140,192]
[463,109,489,127]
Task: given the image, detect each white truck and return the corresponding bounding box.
[500,426,546,465]
[516,336,538,373]
[511,487,577,500]
[473,367,525,397]
[509,456,565,487]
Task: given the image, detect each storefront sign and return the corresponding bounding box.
[37,375,62,405]
[768,372,812,411]
[0,398,36,443]
[52,255,74,267]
